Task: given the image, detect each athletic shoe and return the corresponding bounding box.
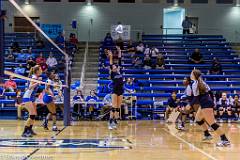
[29,129,37,136]
[52,125,58,132]
[22,131,33,138]
[220,119,224,123]
[190,120,194,126]
[216,140,231,147]
[112,122,117,129]
[228,119,231,123]
[202,135,213,141]
[108,122,113,130]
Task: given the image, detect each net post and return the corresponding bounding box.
[64,59,71,126]
[0,1,5,83]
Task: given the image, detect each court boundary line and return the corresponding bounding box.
[163,128,219,160]
[21,126,68,160]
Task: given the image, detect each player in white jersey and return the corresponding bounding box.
[22,65,42,137]
[42,71,58,131]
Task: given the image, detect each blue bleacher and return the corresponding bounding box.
[98,34,240,117]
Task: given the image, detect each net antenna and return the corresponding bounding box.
[8,0,71,126]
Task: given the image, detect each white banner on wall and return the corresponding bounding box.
[111,25,131,40]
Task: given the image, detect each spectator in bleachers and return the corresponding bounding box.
[46,52,58,72]
[127,40,136,56]
[150,46,159,58]
[16,50,27,62]
[133,56,143,69]
[217,92,232,123]
[85,90,99,120]
[0,83,5,99]
[14,64,26,76]
[55,32,65,48]
[5,51,15,62]
[210,57,222,75]
[26,57,36,71]
[189,48,203,64]
[69,33,79,45]
[15,90,24,120]
[116,37,124,50]
[144,45,151,56]
[143,54,152,69]
[165,91,180,120]
[72,89,85,120]
[36,53,47,72]
[4,76,17,92]
[103,33,114,46]
[36,39,45,49]
[58,56,66,71]
[182,16,192,34]
[230,94,240,121]
[101,93,112,120]
[136,42,145,54]
[11,42,21,52]
[155,53,165,69]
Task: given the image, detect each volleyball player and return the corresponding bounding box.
[108,49,124,130]
[42,71,58,131]
[21,65,42,137]
[189,69,230,147]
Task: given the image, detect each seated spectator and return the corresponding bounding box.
[16,50,27,62]
[143,54,152,69]
[127,40,136,56]
[0,83,5,99]
[15,90,25,120]
[85,90,99,120]
[150,46,159,58]
[4,76,17,92]
[210,57,222,75]
[230,94,240,121]
[165,91,180,120]
[133,56,143,69]
[136,42,145,54]
[46,53,58,71]
[116,37,124,50]
[144,45,151,56]
[26,57,36,70]
[5,51,15,62]
[72,89,85,120]
[155,53,165,69]
[58,56,66,71]
[14,64,26,76]
[103,33,114,46]
[189,48,203,64]
[217,92,231,123]
[55,32,65,48]
[36,39,45,49]
[11,42,21,52]
[36,52,47,72]
[69,33,79,45]
[100,93,112,120]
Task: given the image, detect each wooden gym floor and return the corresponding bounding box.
[0,120,239,160]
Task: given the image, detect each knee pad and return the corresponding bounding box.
[29,115,36,120]
[116,108,120,112]
[196,119,205,126]
[211,123,220,131]
[111,108,116,112]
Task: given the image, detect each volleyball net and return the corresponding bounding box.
[2,0,75,125]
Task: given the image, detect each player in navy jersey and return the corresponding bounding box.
[43,71,58,131]
[190,69,230,147]
[107,49,124,130]
[21,65,42,137]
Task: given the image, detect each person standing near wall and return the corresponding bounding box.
[182,16,192,34]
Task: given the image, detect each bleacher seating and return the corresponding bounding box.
[1,33,75,118]
[97,34,240,118]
